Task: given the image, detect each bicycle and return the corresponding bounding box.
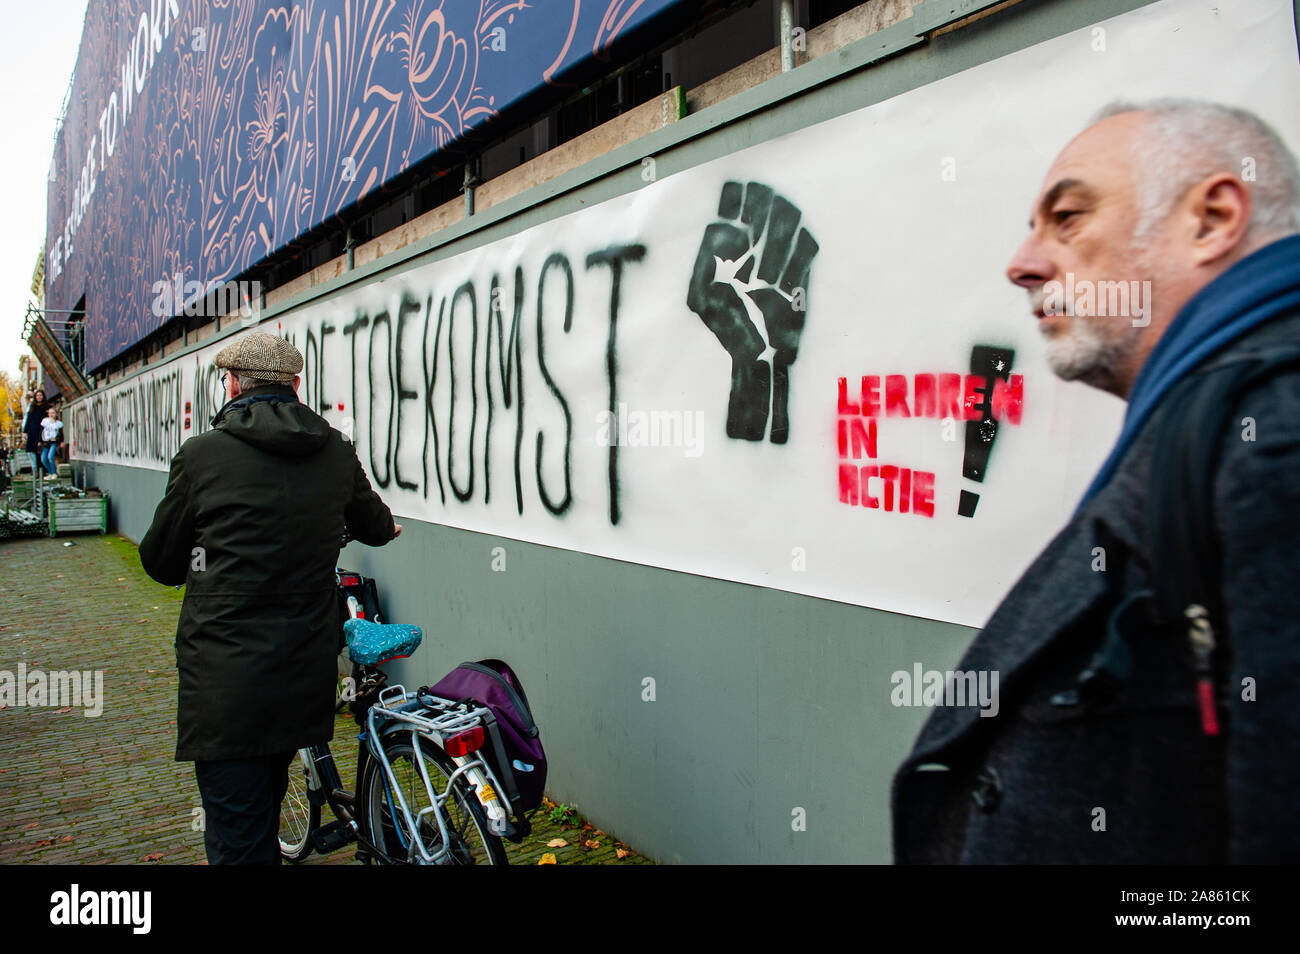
[277,567,514,865]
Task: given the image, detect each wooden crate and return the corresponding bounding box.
[48,496,108,536]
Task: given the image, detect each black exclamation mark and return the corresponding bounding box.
[958,344,1015,517]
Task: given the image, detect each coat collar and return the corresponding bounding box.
[212,384,298,426]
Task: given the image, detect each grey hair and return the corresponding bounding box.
[1090,98,1300,243]
[235,373,281,390]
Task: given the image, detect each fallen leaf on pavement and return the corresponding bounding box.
[583,839,600,850]
[616,848,630,860]
[538,853,557,865]
[33,839,53,848]
[20,822,38,830]
[60,835,73,843]
[141,852,164,862]
[54,707,72,714]
[546,838,568,848]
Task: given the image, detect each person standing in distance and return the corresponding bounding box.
[23,389,49,476]
[140,331,402,864]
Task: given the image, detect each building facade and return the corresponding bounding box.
[49,0,1300,862]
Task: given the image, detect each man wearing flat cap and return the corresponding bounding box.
[140,331,401,864]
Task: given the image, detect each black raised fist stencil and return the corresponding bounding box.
[687,180,819,443]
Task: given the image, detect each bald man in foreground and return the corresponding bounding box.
[893,99,1300,863]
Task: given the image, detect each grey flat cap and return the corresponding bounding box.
[214,331,304,384]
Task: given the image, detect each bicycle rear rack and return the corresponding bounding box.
[367,685,509,864]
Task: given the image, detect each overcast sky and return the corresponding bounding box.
[0,1,89,380]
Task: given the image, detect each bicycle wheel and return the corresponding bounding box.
[361,735,507,865]
[279,748,320,862]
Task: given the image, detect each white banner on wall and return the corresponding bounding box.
[69,0,1300,628]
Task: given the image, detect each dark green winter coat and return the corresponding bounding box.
[139,384,395,761]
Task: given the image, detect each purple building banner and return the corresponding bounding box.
[45,0,690,370]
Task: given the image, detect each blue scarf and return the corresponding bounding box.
[1078,233,1300,508]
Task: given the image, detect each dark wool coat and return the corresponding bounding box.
[892,308,1300,864]
[139,385,396,761]
[23,401,48,453]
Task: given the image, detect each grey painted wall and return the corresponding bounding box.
[87,454,971,863]
[74,0,1214,862]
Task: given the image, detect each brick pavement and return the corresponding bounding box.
[0,532,649,865]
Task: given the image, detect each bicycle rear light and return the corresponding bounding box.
[338,574,361,587]
[443,727,485,757]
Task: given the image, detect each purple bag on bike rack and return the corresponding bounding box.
[427,659,547,817]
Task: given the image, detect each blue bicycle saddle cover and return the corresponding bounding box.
[344,619,423,665]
